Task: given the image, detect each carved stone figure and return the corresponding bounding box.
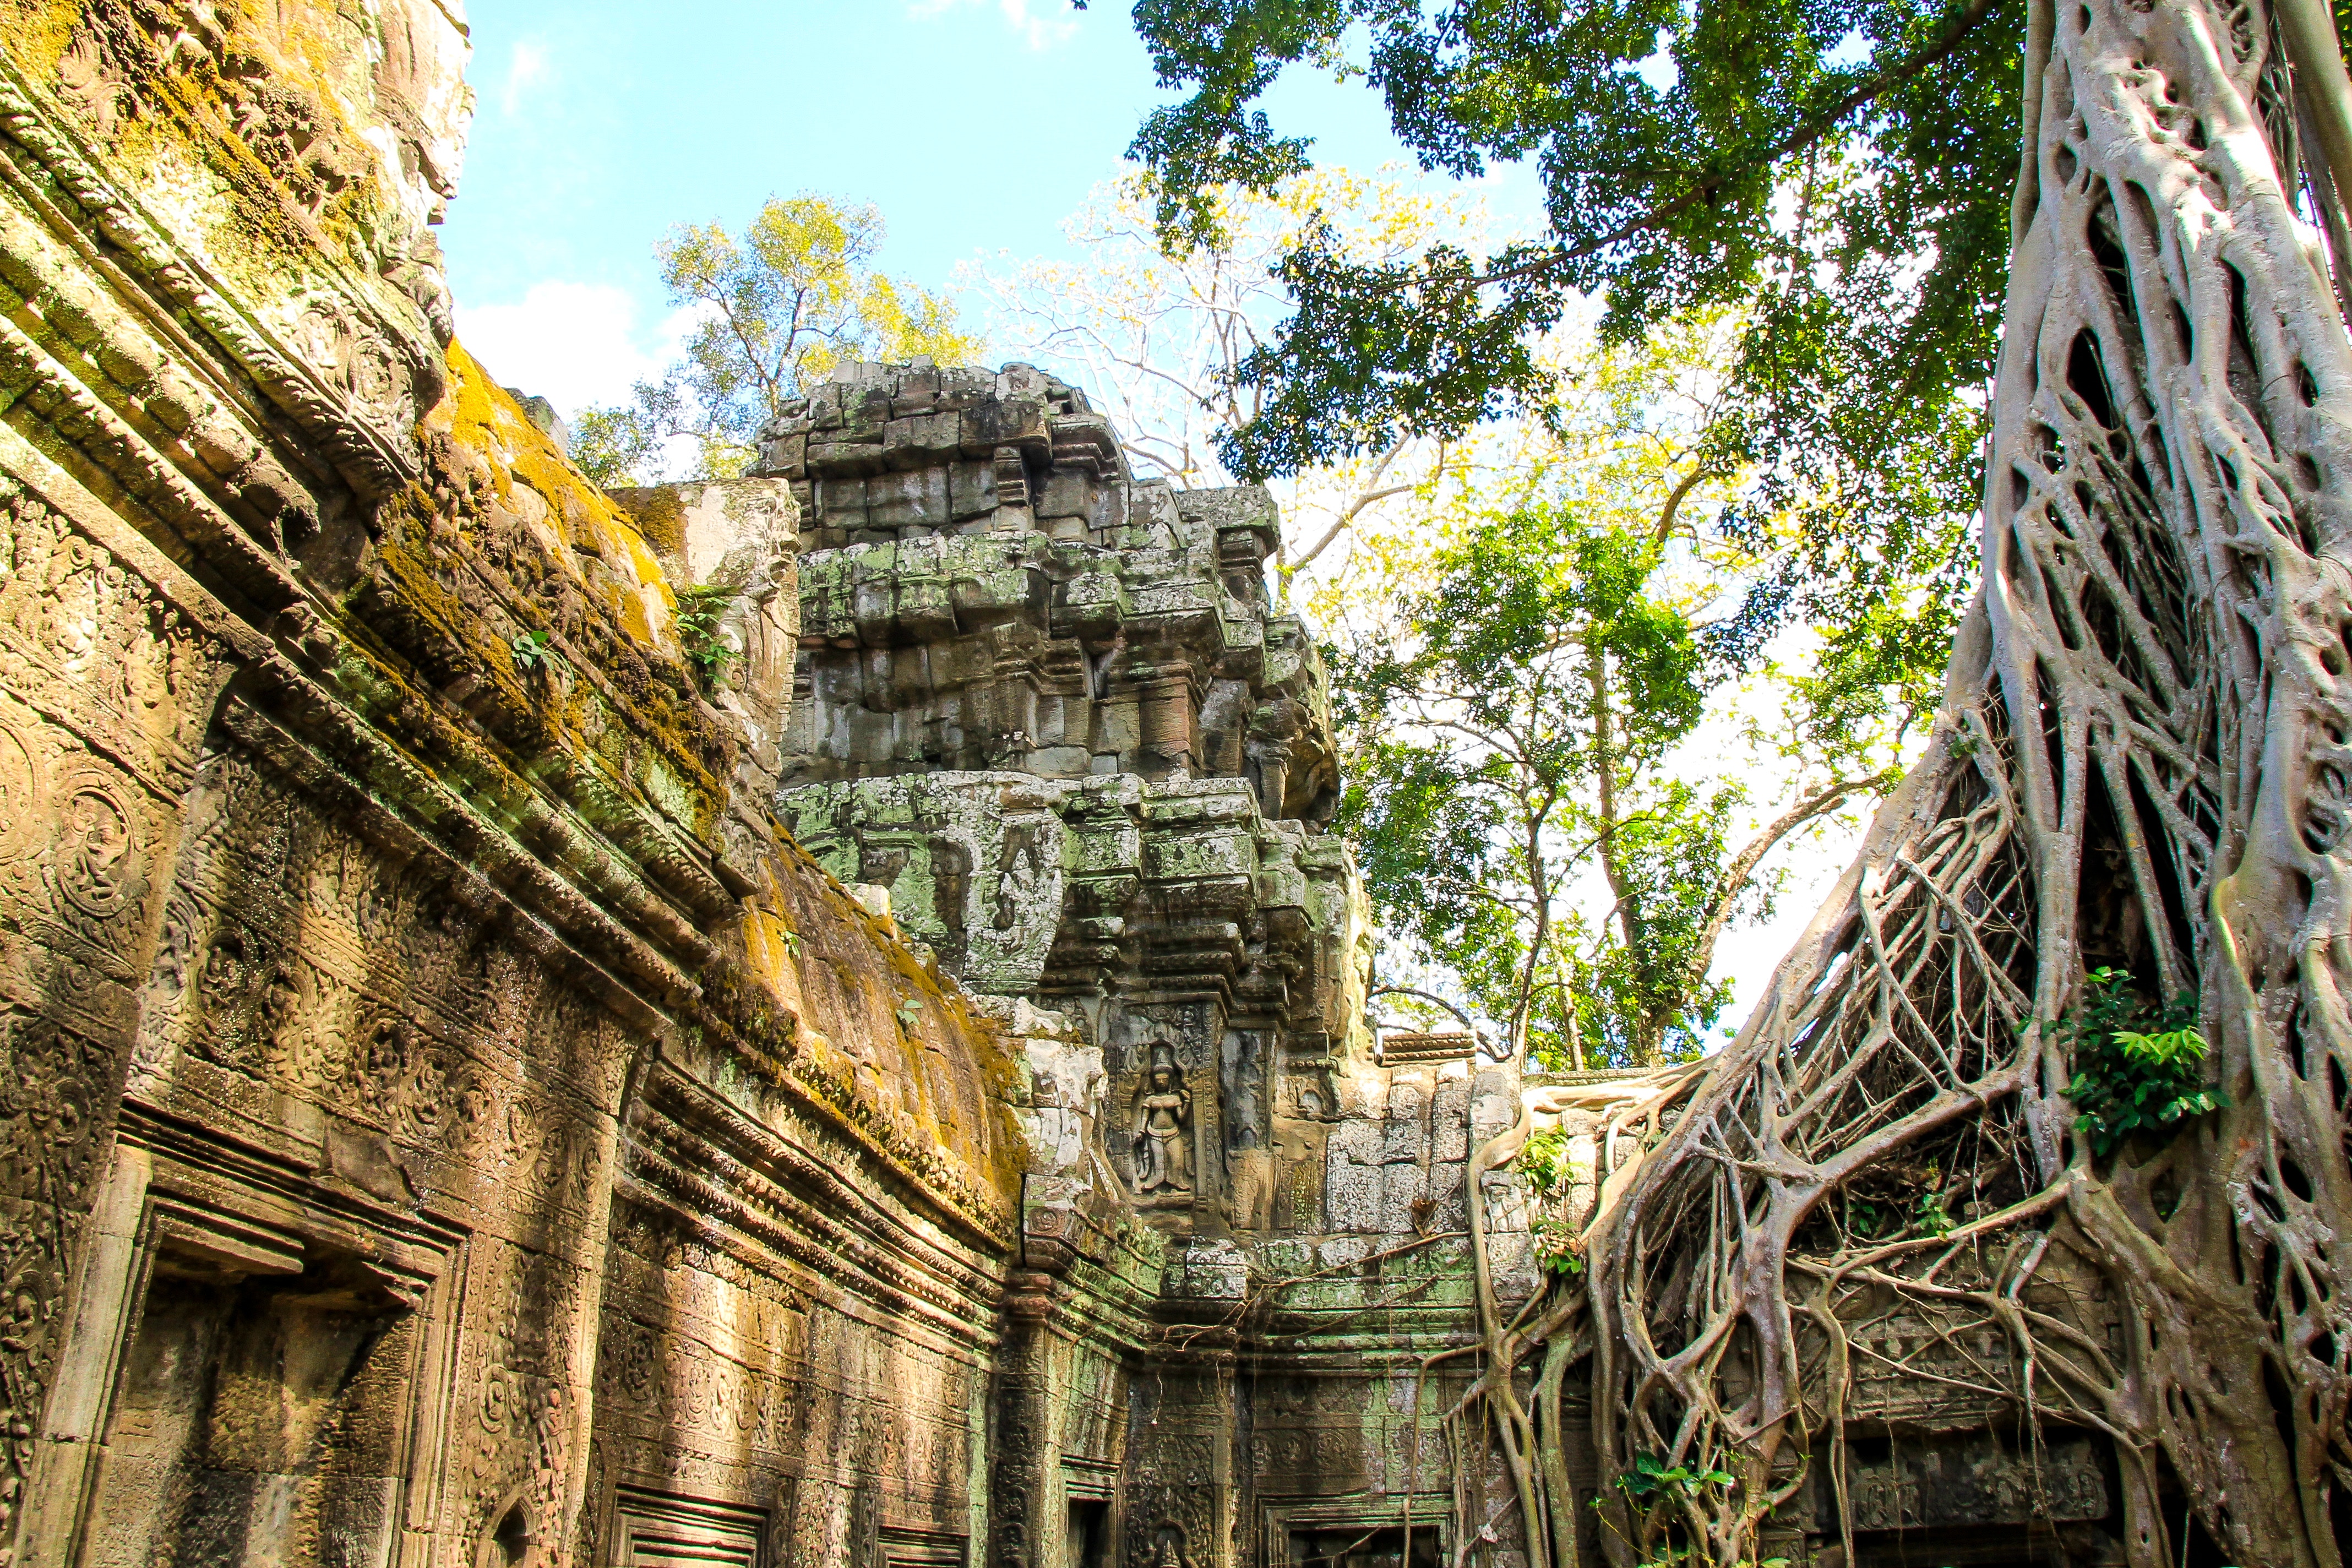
[1131,1046,1192,1196]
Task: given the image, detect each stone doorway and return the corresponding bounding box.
[1285,1525,1442,1568]
[79,1248,418,1568]
[1064,1499,1108,1568]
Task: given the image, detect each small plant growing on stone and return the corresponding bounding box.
[1518,1129,1572,1194]
[1532,1214,1586,1276]
[2055,967,2225,1157]
[674,584,738,687]
[896,998,922,1029]
[1915,1188,1955,1239]
[510,629,554,671]
[1518,1130,1590,1275]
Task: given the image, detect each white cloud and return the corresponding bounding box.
[455,281,693,417]
[498,38,551,117]
[456,283,710,480]
[908,0,1079,50]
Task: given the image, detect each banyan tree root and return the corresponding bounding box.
[1485,0,2352,1563]
[1458,1072,1702,1568]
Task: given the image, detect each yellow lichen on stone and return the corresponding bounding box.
[427,341,683,655]
[737,842,1030,1215]
[1,0,91,92]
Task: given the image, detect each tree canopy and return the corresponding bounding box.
[1338,467,1909,1070]
[574,194,978,485]
[1126,0,2024,644]
[976,168,1493,601]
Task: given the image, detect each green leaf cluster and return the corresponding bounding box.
[672,584,740,687]
[1518,1129,1574,1195]
[2057,968,2226,1158]
[570,395,678,491]
[509,629,554,672]
[1615,1452,1733,1501]
[1914,1187,1955,1238]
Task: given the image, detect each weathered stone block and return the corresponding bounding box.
[884,410,961,456]
[1329,1119,1381,1167]
[1036,469,1091,520]
[948,459,995,518]
[868,465,950,529]
[1376,1162,1429,1233]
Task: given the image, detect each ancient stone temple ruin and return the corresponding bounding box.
[0,3,2153,1566]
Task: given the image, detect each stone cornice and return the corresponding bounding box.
[0,50,432,502]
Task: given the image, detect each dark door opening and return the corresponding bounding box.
[1288,1526,1442,1568]
[1065,1499,1107,1568]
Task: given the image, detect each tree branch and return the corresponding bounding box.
[1686,767,1898,987]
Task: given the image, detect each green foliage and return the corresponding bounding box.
[896,999,923,1029]
[1124,0,1996,649]
[1608,1459,1789,1568]
[1521,1129,1591,1275]
[572,195,979,483]
[1840,1158,1956,1243]
[568,396,674,489]
[1337,500,1749,1066]
[673,584,740,687]
[1615,1452,1733,1501]
[1915,1188,1954,1239]
[2057,968,2225,1158]
[1518,1130,1574,1195]
[1533,1219,1588,1277]
[510,629,554,671]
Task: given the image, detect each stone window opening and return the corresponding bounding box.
[1285,1525,1441,1568]
[80,1238,419,1568]
[608,1488,765,1568]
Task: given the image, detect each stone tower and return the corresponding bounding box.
[761,361,1374,1244]
[758,362,1539,1568]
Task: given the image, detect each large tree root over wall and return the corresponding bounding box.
[1457,1,2352,1563]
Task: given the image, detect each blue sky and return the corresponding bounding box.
[443,1,1525,411]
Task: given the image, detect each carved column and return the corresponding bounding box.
[1250,741,1293,821]
[991,1205,1076,1568]
[1121,1328,1238,1568]
[1139,667,1197,777]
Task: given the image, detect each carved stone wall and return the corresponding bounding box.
[0,4,1027,1565]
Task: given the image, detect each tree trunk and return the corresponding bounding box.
[1572,1,2352,1562]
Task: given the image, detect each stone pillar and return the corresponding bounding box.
[1250,741,1293,821]
[1121,1325,1238,1568]
[1139,668,1197,777]
[990,1275,1058,1568]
